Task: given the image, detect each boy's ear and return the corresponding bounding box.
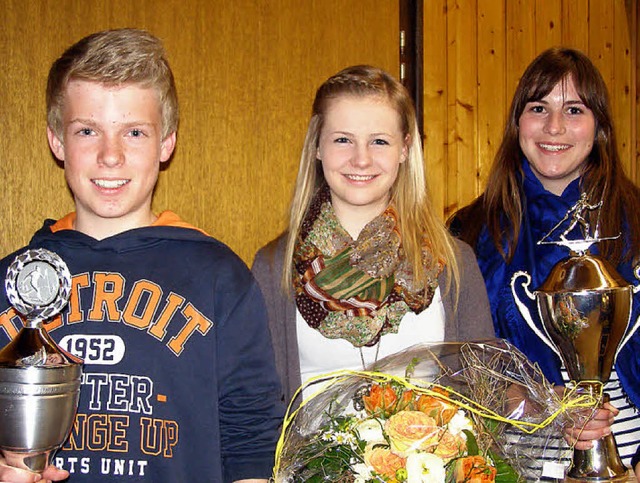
[47,126,65,162]
[160,131,177,163]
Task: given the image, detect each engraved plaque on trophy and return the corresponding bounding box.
[511,194,636,482]
[0,248,83,474]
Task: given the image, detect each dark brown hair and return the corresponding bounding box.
[451,47,640,265]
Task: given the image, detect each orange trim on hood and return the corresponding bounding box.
[153,211,210,236]
[50,211,210,236]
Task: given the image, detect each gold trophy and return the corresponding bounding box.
[0,249,83,474]
[511,194,637,481]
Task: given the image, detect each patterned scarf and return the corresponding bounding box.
[293,185,442,347]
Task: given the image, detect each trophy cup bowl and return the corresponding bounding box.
[0,249,82,474]
[0,362,81,472]
[513,253,632,481]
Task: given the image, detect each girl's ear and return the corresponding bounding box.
[401,134,410,162]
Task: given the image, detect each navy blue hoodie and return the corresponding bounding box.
[0,212,284,482]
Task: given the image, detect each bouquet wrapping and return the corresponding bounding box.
[272,340,600,482]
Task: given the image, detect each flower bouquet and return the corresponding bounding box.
[272,340,598,482]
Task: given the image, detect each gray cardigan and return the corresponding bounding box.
[251,234,495,403]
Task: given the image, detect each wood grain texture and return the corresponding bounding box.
[535,0,562,51]
[477,0,506,196]
[562,0,589,51]
[0,0,398,264]
[1,0,637,266]
[422,0,448,218]
[506,0,537,98]
[447,0,479,214]
[635,0,640,182]
[422,0,638,222]
[612,0,633,169]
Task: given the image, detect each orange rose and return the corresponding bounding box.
[434,430,466,462]
[415,388,458,425]
[385,410,440,457]
[364,445,406,478]
[363,384,398,418]
[454,455,497,483]
[396,389,414,412]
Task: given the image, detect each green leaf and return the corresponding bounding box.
[405,357,420,378]
[488,449,520,483]
[481,416,500,433]
[462,429,479,456]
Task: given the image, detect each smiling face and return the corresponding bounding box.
[47,80,176,239]
[518,76,596,195]
[317,94,407,238]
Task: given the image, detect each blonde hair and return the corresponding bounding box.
[46,28,178,140]
[283,65,460,298]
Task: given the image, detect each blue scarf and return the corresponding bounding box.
[475,160,640,407]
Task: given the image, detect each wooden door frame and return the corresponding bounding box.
[633,0,639,183]
[399,0,423,138]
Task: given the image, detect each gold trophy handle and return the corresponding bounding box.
[510,270,561,357]
[633,265,640,295]
[615,265,640,362]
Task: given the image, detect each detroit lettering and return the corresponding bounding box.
[0,271,214,355]
[0,271,213,477]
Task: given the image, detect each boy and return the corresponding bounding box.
[0,29,283,482]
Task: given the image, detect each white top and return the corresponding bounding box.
[296,286,445,398]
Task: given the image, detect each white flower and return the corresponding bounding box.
[355,418,385,443]
[332,431,357,446]
[320,428,357,448]
[446,410,473,437]
[406,452,446,483]
[353,462,374,482]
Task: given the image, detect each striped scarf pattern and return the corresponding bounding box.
[293,186,440,347]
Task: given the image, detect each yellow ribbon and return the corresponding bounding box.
[272,369,601,479]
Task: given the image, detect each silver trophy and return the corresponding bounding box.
[511,194,638,481]
[0,249,83,474]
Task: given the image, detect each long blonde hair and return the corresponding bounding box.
[283,65,460,298]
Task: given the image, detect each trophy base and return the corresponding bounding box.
[1,448,55,474]
[566,433,628,482]
[564,388,628,482]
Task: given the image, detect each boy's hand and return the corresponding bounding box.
[0,459,69,483]
[563,402,618,450]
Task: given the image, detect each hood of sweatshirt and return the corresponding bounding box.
[28,210,212,255]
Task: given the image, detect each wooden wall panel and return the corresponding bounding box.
[0,0,398,264]
[612,0,633,166]
[635,0,640,182]
[506,0,537,97]
[535,0,562,51]
[562,1,590,50]
[447,0,478,211]
[477,1,506,192]
[422,0,448,218]
[590,1,615,89]
[1,0,636,264]
[423,0,638,219]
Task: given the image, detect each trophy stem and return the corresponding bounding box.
[3,449,56,474]
[566,386,628,482]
